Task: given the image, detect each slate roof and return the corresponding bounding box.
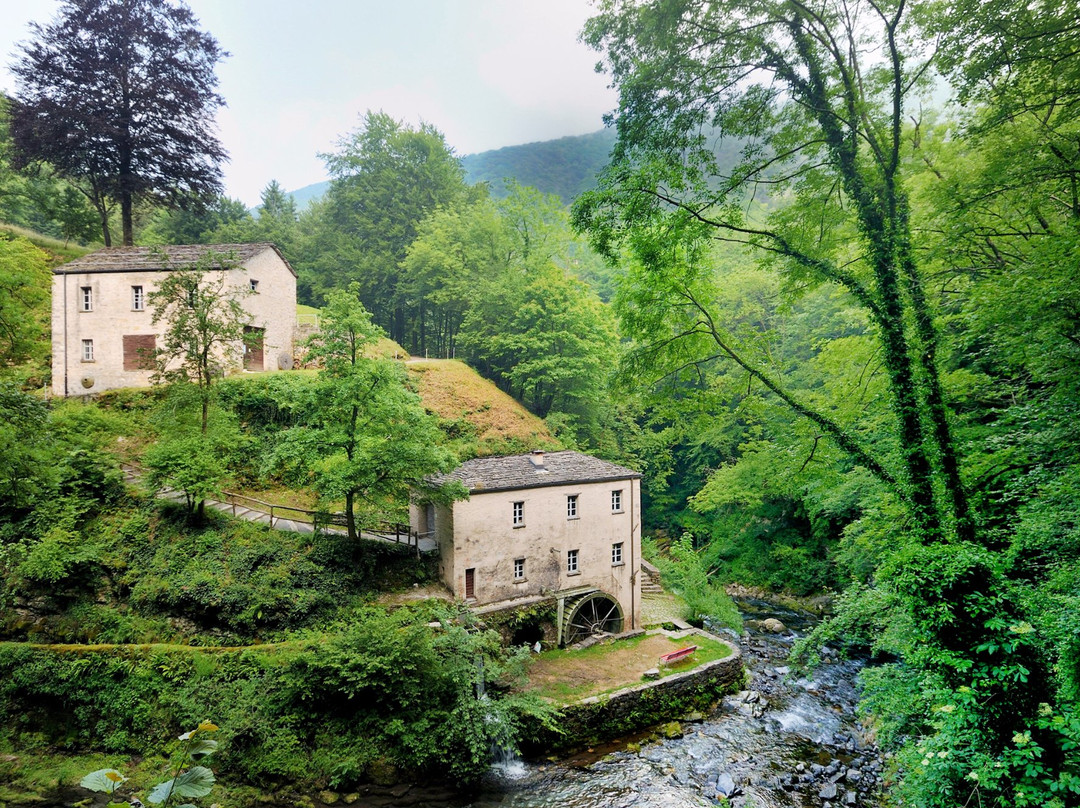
[53,243,296,277]
[434,450,641,494]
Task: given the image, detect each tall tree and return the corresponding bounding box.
[149,250,251,434]
[304,111,472,347]
[271,285,461,542]
[8,0,227,246]
[575,0,969,544]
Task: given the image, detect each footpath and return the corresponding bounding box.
[121,463,437,553]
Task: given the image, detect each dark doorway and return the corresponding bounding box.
[465,568,475,600]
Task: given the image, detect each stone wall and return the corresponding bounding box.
[519,634,745,755]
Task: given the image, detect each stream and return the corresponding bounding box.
[456,596,885,808]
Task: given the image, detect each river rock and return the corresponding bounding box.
[318,791,339,804]
[716,772,738,797]
[761,618,787,633]
[820,783,839,800]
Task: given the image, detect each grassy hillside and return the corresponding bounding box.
[405,358,559,457]
[0,222,94,264]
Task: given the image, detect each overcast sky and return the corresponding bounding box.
[0,0,616,206]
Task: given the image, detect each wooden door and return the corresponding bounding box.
[465,568,475,600]
[243,326,264,370]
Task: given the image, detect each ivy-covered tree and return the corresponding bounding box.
[8,0,227,246]
[575,0,969,544]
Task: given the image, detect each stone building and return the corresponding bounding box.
[51,243,296,397]
[412,449,642,645]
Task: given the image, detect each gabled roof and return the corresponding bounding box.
[53,243,296,277]
[434,450,640,494]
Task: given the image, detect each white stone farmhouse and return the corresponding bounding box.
[412,449,642,645]
[51,243,296,397]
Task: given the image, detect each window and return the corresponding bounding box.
[249,279,259,293]
[612,489,623,513]
[513,558,525,581]
[131,285,144,311]
[612,542,624,565]
[567,549,579,575]
[512,501,524,526]
[80,286,93,311]
[81,339,94,362]
[567,494,579,519]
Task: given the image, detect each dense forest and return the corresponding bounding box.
[2,0,1080,805]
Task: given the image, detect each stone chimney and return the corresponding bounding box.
[529,449,545,468]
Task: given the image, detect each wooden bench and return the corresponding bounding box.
[659,645,698,665]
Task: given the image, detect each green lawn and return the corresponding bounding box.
[525,631,733,703]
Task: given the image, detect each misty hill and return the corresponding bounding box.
[284,128,618,210]
[460,129,617,203]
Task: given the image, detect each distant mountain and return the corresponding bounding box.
[460,129,617,204]
[283,128,618,210]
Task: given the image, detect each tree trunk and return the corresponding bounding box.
[345,490,357,542]
[121,190,134,246]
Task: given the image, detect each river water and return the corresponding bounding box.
[454,597,885,808]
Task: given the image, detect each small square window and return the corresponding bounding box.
[81,339,94,362]
[513,558,525,581]
[512,501,524,526]
[131,285,144,311]
[567,549,579,575]
[612,542,624,565]
[567,494,578,519]
[249,279,259,293]
[80,286,93,311]
[612,489,623,513]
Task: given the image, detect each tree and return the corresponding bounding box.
[149,250,252,435]
[302,111,473,347]
[272,285,462,542]
[8,0,227,246]
[575,0,969,544]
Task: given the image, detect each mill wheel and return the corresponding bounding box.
[563,593,623,646]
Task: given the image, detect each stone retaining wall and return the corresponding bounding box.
[520,631,745,755]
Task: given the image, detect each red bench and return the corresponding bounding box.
[659,645,698,665]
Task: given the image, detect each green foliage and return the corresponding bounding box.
[82,721,219,808]
[0,235,51,371]
[0,610,548,789]
[647,535,742,633]
[269,285,463,540]
[461,129,617,204]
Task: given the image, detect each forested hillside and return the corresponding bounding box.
[2,0,1079,805]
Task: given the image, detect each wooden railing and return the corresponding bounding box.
[121,462,426,549]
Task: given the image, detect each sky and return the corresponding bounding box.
[0,0,617,207]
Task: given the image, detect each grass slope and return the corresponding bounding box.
[406,358,559,457]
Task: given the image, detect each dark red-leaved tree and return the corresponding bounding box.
[8,0,227,246]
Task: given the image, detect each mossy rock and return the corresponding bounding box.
[367,757,400,786]
[660,721,683,739]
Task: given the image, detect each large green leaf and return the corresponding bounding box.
[146,766,215,804]
[80,769,127,793]
[187,738,218,761]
